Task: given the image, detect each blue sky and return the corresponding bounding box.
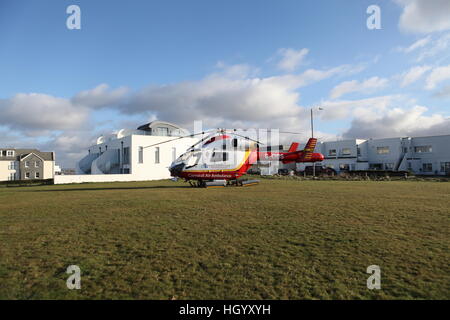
[1,0,450,167]
[0,0,403,95]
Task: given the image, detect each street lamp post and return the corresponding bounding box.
[311,107,324,178]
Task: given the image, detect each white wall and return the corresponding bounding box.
[319,139,359,159]
[43,160,54,179]
[130,135,198,180]
[410,135,450,175]
[54,174,151,184]
[366,138,402,168]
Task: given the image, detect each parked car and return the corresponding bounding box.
[300,166,337,176]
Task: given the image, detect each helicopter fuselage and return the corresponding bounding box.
[168,134,324,182]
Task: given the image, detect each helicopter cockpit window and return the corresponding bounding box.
[182,150,202,168]
[210,151,228,162]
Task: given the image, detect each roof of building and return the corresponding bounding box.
[137,120,189,134]
[95,120,190,145]
[0,148,54,161]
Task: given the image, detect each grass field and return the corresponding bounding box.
[0,178,449,299]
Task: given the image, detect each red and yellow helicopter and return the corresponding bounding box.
[146,129,324,187]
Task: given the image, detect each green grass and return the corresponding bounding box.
[0,179,449,299]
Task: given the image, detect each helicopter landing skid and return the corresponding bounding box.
[229,179,260,187]
[188,179,260,188]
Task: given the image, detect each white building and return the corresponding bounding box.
[54,121,199,184]
[296,134,450,176]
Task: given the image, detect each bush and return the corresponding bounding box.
[1,179,54,187]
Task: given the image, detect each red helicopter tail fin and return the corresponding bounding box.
[299,138,318,161]
[287,142,299,153]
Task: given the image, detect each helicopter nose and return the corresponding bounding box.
[169,162,185,176]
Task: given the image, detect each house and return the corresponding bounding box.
[0,149,55,181]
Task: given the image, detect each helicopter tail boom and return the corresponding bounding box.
[280,138,323,164]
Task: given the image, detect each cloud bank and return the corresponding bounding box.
[396,0,450,33]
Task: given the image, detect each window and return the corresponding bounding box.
[370,163,383,170]
[408,162,412,170]
[25,172,30,179]
[156,127,169,136]
[183,151,202,167]
[35,161,40,168]
[403,147,408,153]
[441,162,450,173]
[122,147,130,165]
[339,163,349,170]
[385,163,394,170]
[211,152,228,162]
[9,173,15,181]
[172,147,177,161]
[377,146,390,155]
[6,150,14,157]
[35,172,40,179]
[8,162,15,170]
[155,147,160,164]
[25,161,30,167]
[328,149,337,156]
[341,148,351,156]
[415,146,432,153]
[138,147,144,164]
[357,147,361,156]
[422,163,433,172]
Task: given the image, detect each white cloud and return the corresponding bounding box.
[400,65,432,87]
[72,83,128,109]
[397,33,450,62]
[396,0,450,33]
[397,36,431,53]
[119,63,363,129]
[343,105,449,138]
[0,93,90,133]
[276,48,309,72]
[0,86,129,167]
[320,95,402,121]
[329,77,388,99]
[425,65,450,89]
[417,33,450,62]
[317,94,449,139]
[433,85,450,98]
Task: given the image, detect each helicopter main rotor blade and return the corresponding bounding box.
[222,129,303,143]
[278,131,303,135]
[142,129,216,149]
[222,129,265,145]
[185,129,220,150]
